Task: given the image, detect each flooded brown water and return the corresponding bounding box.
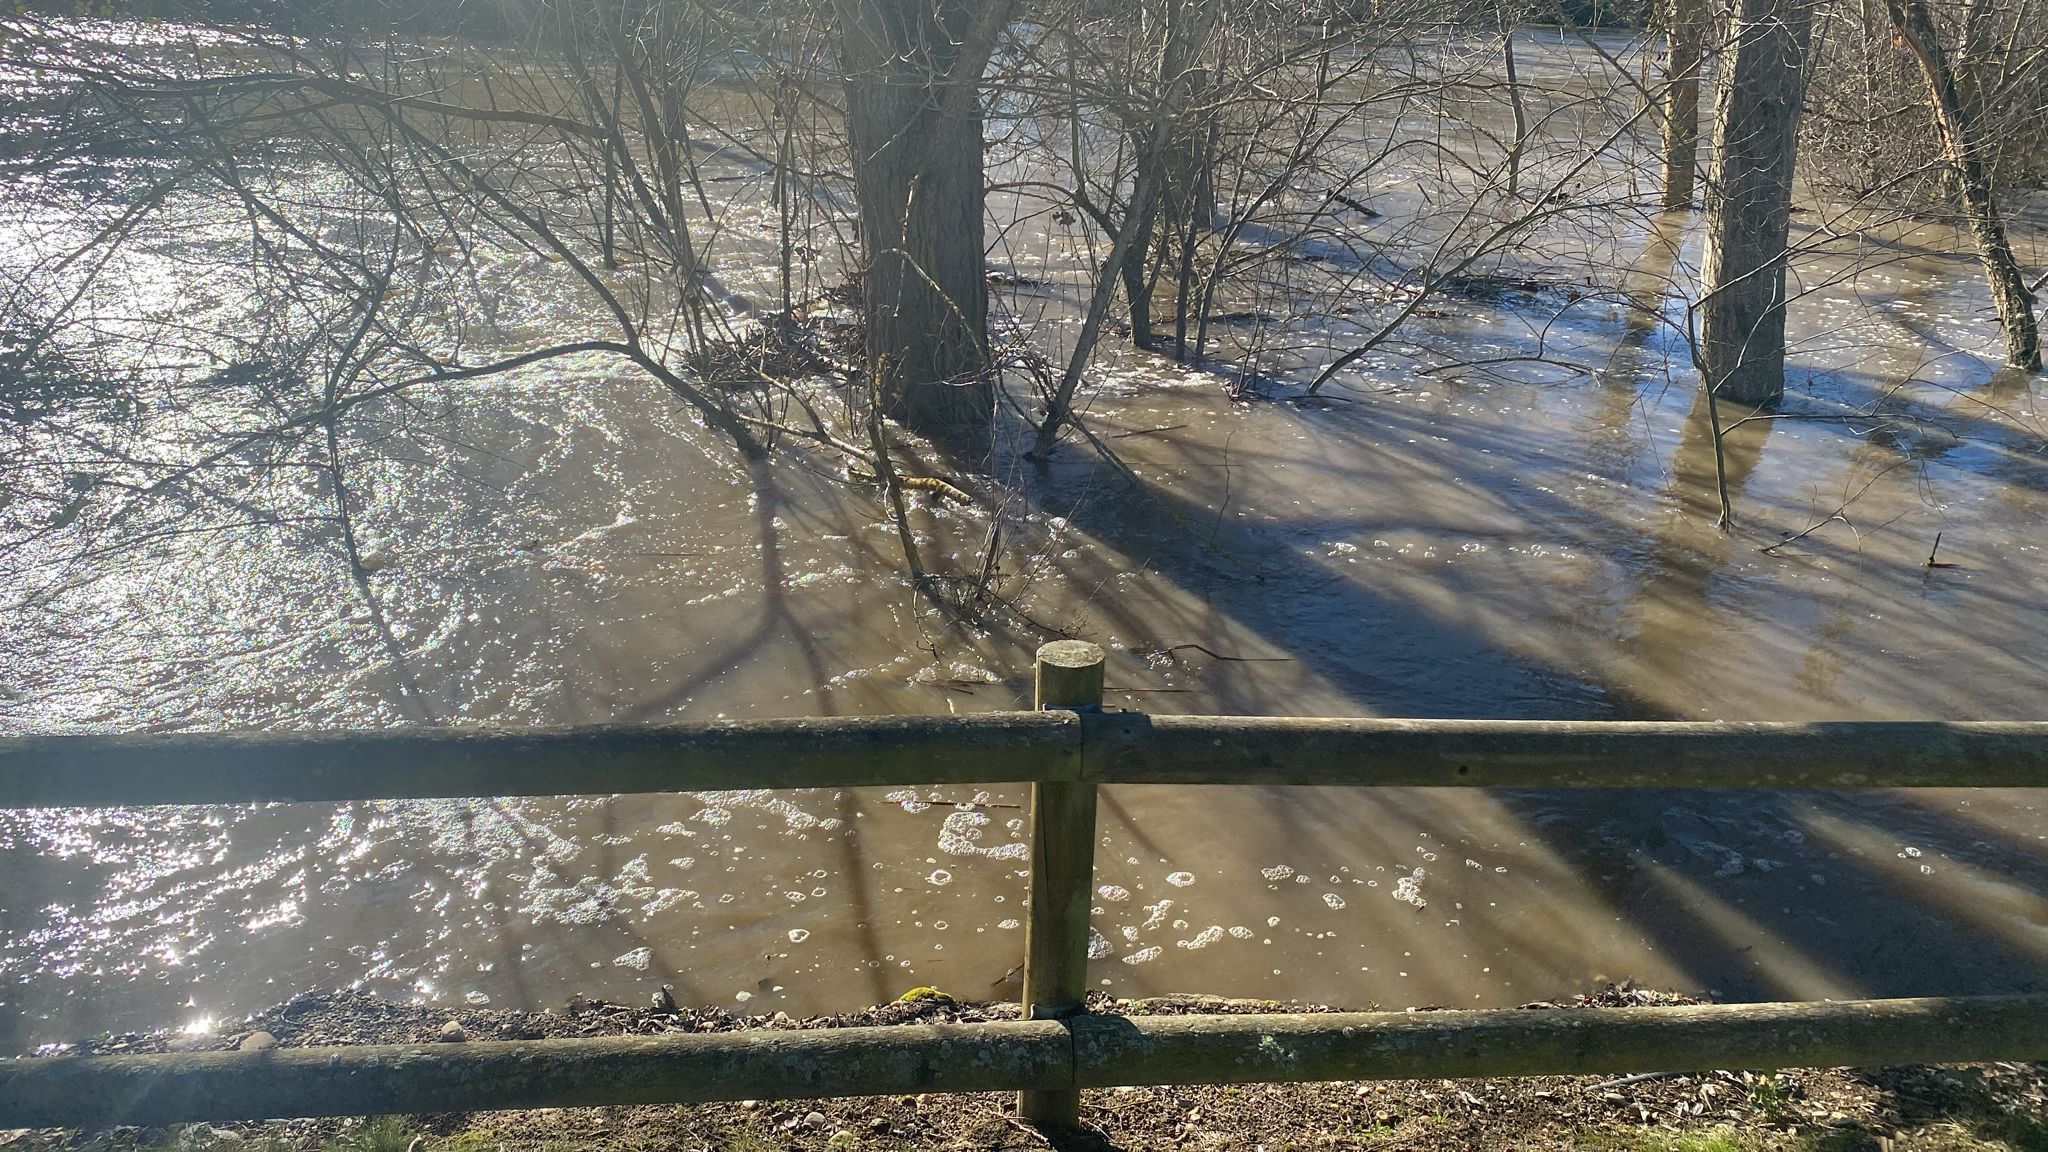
[4,25,2048,1054]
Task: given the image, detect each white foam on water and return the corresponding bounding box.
[935,809,1026,859]
[1392,868,1427,908]
[884,788,930,814]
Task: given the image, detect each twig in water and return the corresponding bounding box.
[1165,643,1293,663]
[973,519,1003,597]
[1926,531,1959,569]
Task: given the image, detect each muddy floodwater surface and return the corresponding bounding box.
[4,25,2048,1054]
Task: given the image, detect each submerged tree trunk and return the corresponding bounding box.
[1658,0,1706,209]
[1033,0,1219,455]
[1122,67,1214,357]
[1884,0,2041,370]
[835,0,1006,439]
[1121,170,1162,350]
[1697,0,1817,405]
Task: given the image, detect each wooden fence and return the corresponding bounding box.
[4,640,2048,1131]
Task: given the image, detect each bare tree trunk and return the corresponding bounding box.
[600,68,622,268]
[1698,0,1817,405]
[835,0,1008,440]
[1120,68,1213,358]
[1033,127,1175,457]
[1856,0,1882,191]
[1498,7,1529,200]
[1162,67,1215,361]
[1884,0,2041,369]
[1659,0,1706,209]
[1032,0,1219,455]
[1162,69,1217,235]
[1121,156,1162,350]
[775,76,797,322]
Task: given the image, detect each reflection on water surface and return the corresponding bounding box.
[4,22,2048,1054]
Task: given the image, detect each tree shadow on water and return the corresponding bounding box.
[1004,329,2048,1009]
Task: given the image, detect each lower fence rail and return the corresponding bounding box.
[6,995,2048,1129]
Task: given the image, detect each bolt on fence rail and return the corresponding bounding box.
[5,642,2048,1132]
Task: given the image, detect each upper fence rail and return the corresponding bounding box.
[5,715,2048,807]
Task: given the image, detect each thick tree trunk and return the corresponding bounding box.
[836,0,1001,438]
[1884,0,2041,370]
[1658,0,1706,210]
[1697,0,1817,405]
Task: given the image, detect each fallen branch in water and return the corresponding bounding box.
[1760,460,1909,555]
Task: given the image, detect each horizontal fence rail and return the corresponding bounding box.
[7,643,2048,1131]
[9,717,2048,808]
[6,996,2048,1128]
[0,713,1083,807]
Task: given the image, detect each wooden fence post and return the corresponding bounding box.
[1018,640,1104,1130]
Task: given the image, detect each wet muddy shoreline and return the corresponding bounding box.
[9,987,2048,1152]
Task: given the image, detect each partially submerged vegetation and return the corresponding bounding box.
[5,0,2048,1120]
[4,0,2044,595]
